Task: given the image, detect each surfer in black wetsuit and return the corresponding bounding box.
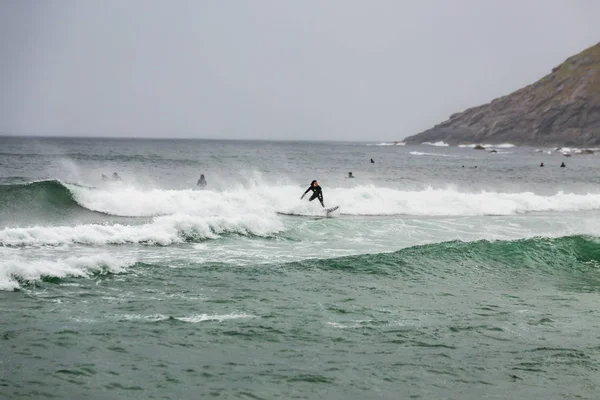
[197,174,207,187]
[301,180,324,207]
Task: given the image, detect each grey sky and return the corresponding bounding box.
[1,1,599,141]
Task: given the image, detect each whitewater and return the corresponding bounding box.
[2,137,600,400]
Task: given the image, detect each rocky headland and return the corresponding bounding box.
[404,42,600,147]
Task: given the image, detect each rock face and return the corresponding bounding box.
[404,43,600,146]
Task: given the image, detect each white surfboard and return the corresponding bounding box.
[325,206,339,215]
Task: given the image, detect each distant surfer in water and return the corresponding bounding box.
[301,180,324,207]
[102,172,122,182]
[560,162,566,168]
[370,158,375,164]
[197,174,207,187]
[347,172,354,178]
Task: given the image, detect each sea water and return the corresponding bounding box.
[1,137,599,399]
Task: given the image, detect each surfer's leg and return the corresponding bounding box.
[309,193,324,207]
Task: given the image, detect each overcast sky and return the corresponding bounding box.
[1,1,599,141]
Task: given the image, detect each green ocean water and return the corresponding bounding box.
[1,137,600,399]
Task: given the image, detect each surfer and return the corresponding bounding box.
[112,172,123,182]
[197,174,207,187]
[560,162,566,168]
[301,180,325,207]
[540,162,544,167]
[370,158,375,164]
[347,172,354,178]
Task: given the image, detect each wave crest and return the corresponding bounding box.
[0,213,284,247]
[0,254,135,290]
[5,180,600,222]
[292,235,600,277]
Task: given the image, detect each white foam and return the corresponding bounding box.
[409,151,456,157]
[0,254,134,290]
[555,147,596,155]
[116,313,252,323]
[421,141,449,147]
[325,186,600,217]
[0,213,284,247]
[178,313,253,323]
[118,314,170,322]
[571,148,597,154]
[67,184,279,217]
[459,143,515,149]
[6,185,600,248]
[327,319,374,329]
[368,142,405,146]
[485,143,515,148]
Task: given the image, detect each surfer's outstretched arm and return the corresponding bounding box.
[300,186,311,199]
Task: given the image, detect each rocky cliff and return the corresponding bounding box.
[404,42,600,146]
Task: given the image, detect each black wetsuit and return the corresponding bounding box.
[302,184,324,207]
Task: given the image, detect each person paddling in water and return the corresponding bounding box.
[301,180,325,208]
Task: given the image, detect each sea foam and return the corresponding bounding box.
[421,141,450,147]
[3,185,600,249]
[0,254,135,290]
[0,213,284,247]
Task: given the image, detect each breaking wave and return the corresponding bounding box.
[421,141,449,147]
[0,213,284,247]
[0,253,136,290]
[7,235,598,290]
[3,180,600,224]
[409,151,456,157]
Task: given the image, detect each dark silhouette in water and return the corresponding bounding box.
[370,158,375,163]
[560,162,566,168]
[540,162,544,167]
[102,173,122,182]
[197,174,207,187]
[301,180,324,207]
[347,172,354,178]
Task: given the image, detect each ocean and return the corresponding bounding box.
[1,136,599,399]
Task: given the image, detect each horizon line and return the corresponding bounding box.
[0,133,401,143]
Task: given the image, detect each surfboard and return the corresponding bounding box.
[325,206,339,215]
[277,206,339,217]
